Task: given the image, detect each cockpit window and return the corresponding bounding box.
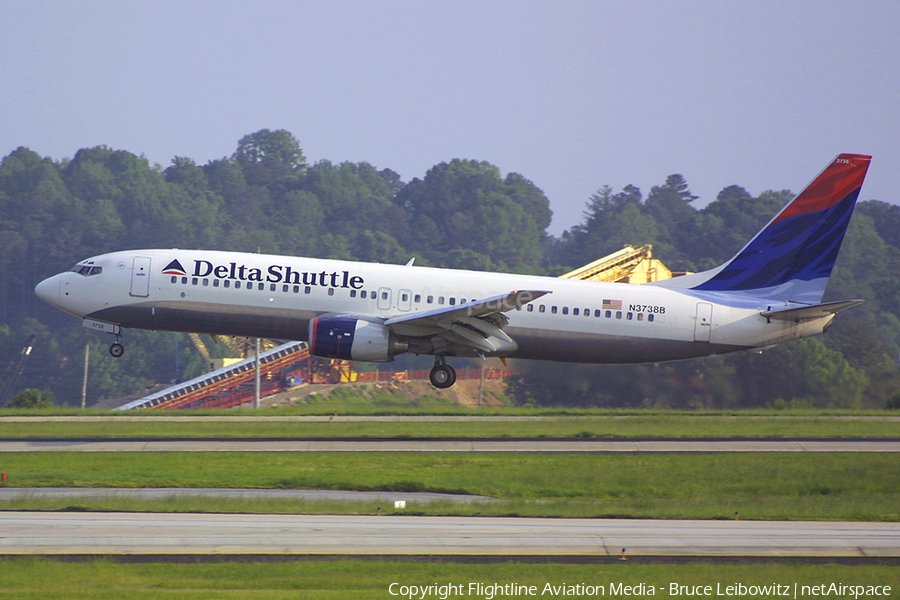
[69,263,102,277]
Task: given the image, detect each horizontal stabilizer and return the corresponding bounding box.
[760,299,863,322]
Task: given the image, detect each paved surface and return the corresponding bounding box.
[3,415,900,422]
[1,439,898,452]
[0,512,897,556]
[0,487,492,503]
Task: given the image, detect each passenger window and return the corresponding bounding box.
[361,291,367,299]
[427,296,434,304]
[573,308,579,316]
[584,308,590,317]
[181,277,188,284]
[224,280,231,288]
[527,304,534,312]
[305,286,311,294]
[449,298,456,306]
[350,290,357,298]
[235,281,241,289]
[171,276,177,284]
[637,313,644,321]
[626,312,633,320]
[648,314,655,322]
[293,285,299,293]
[562,307,569,315]
[438,296,444,305]
[282,284,289,292]
[258,283,264,291]
[539,305,545,313]
[414,294,421,303]
[192,278,198,285]
[551,306,558,314]
[213,280,220,288]
[328,288,335,296]
[616,311,622,319]
[381,291,388,300]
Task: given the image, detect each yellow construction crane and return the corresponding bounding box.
[559,244,682,284]
[188,334,280,371]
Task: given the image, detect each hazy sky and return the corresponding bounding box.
[2,1,897,235]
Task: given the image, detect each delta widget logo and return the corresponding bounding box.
[162,259,187,276]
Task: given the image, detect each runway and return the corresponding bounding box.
[0,487,492,504]
[1,512,897,557]
[1,438,898,452]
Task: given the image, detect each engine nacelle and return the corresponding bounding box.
[308,316,402,362]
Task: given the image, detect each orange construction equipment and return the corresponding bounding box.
[116,342,310,410]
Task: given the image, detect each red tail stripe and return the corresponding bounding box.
[772,154,871,225]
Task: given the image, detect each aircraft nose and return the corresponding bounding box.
[34,275,60,307]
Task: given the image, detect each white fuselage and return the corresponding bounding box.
[35,249,833,364]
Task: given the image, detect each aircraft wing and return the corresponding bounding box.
[383,290,550,355]
[760,299,864,322]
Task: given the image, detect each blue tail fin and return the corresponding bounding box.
[655,154,871,304]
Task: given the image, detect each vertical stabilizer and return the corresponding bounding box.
[654,154,871,304]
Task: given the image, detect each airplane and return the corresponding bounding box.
[35,153,870,389]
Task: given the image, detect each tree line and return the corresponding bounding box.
[1,129,897,408]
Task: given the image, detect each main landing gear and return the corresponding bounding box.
[429,356,456,389]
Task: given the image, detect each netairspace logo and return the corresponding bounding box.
[387,581,893,599]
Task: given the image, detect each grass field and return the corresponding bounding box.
[2,412,899,439]
[1,452,897,521]
[0,559,897,600]
[1,413,897,598]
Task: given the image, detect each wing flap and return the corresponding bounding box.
[384,290,549,327]
[383,289,550,356]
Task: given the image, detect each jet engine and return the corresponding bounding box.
[308,317,405,362]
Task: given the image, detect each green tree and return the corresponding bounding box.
[645,174,697,228]
[570,200,660,267]
[234,129,306,186]
[396,159,548,272]
[351,230,409,264]
[7,388,54,409]
[303,160,407,249]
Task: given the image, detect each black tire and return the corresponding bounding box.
[109,343,125,358]
[429,364,456,389]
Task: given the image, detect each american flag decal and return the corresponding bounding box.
[602,299,622,310]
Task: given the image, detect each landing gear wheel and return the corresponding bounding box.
[429,364,456,389]
[109,343,124,358]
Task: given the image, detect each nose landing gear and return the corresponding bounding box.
[82,319,125,358]
[109,331,124,358]
[429,357,456,389]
